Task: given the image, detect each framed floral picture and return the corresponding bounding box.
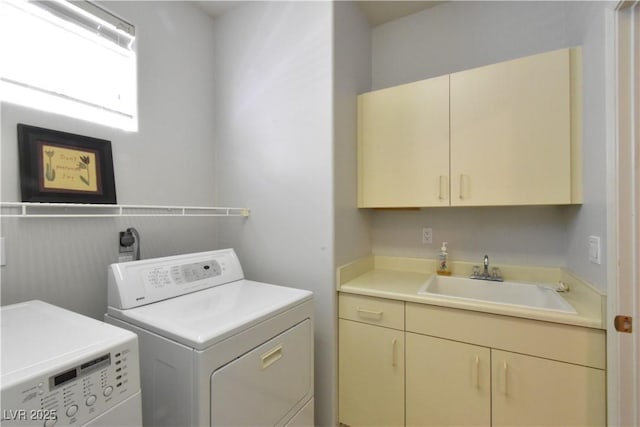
[17,124,117,204]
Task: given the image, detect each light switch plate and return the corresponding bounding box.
[0,237,5,266]
[588,235,601,265]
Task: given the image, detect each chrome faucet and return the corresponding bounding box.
[470,254,503,282]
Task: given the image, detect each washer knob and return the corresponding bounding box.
[86,395,97,406]
[103,386,114,397]
[65,405,78,417]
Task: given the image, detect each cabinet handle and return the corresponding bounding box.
[392,338,398,367]
[500,361,509,395]
[438,175,448,200]
[472,355,480,388]
[356,307,383,320]
[459,174,469,200]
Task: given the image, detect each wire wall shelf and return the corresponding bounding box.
[0,202,250,218]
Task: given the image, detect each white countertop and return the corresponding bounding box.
[337,256,605,329]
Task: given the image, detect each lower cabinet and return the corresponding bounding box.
[491,350,606,427]
[338,294,406,427]
[406,333,606,427]
[339,294,607,427]
[339,319,404,426]
[406,333,491,426]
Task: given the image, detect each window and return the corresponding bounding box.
[0,0,137,131]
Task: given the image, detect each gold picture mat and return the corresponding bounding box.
[18,124,117,204]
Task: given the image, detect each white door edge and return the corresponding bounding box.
[606,2,640,426]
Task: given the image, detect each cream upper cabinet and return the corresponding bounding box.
[338,295,405,427]
[357,75,450,207]
[357,47,582,207]
[406,333,490,427]
[450,48,576,206]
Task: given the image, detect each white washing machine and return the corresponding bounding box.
[104,248,314,427]
[1,300,142,427]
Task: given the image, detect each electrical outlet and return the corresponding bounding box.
[118,230,135,263]
[588,235,601,265]
[422,228,433,244]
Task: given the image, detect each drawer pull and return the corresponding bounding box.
[356,307,383,320]
[261,344,283,370]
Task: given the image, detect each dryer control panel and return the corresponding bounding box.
[144,259,222,289]
[108,249,244,309]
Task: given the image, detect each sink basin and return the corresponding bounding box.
[418,275,576,314]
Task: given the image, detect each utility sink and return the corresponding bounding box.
[418,275,577,314]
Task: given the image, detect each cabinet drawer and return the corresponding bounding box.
[406,303,605,369]
[339,294,404,330]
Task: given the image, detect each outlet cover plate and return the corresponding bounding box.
[422,228,433,244]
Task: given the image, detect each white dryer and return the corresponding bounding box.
[105,249,314,427]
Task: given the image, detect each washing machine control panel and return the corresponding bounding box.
[1,339,140,427]
[108,249,245,309]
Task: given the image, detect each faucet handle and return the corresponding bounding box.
[491,267,503,281]
[471,265,481,277]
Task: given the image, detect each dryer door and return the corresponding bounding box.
[210,319,312,426]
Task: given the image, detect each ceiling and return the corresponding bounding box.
[358,1,443,26]
[194,1,444,27]
[195,1,240,19]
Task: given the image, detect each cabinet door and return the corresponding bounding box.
[358,75,450,207]
[450,48,572,206]
[339,319,404,426]
[492,350,606,427]
[406,333,490,426]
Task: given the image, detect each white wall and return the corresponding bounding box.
[332,3,372,423]
[0,1,224,318]
[369,1,610,290]
[373,206,576,266]
[334,3,373,267]
[211,2,336,425]
[564,2,609,291]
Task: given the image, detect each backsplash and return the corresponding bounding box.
[371,205,578,267]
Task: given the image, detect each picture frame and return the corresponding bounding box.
[17,124,117,204]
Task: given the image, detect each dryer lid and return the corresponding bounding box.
[106,279,312,350]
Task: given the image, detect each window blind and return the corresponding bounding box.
[0,0,138,131]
